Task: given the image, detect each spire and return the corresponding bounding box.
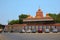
[37,6,42,12]
[35,8,43,18]
[38,8,41,11]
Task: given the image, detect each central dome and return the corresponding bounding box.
[35,8,43,18]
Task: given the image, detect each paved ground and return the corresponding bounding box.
[0,32,60,40]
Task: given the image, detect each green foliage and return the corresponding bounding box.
[8,20,19,25]
[19,14,28,19]
[49,13,57,20]
[19,14,28,24]
[0,24,5,29]
[56,13,60,23]
[49,13,60,23]
[8,14,28,24]
[19,19,23,24]
[0,24,2,28]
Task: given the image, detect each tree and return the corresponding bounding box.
[8,20,19,25]
[49,13,60,23]
[49,13,57,20]
[56,13,60,23]
[19,14,28,24]
[8,14,28,24]
[0,24,2,28]
[0,24,5,29]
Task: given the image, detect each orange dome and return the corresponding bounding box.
[46,13,50,17]
[45,13,52,19]
[27,15,33,18]
[35,8,43,18]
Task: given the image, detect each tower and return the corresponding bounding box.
[35,8,43,18]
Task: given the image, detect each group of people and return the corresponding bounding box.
[0,26,58,33]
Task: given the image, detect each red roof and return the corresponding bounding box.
[23,18,53,22]
[5,23,60,27]
[53,23,60,26]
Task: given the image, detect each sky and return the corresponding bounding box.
[0,0,60,25]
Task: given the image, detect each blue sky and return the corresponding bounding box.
[0,0,60,25]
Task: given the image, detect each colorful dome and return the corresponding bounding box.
[46,13,50,17]
[27,15,33,18]
[45,13,52,19]
[35,8,43,18]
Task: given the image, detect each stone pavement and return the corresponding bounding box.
[0,32,60,40]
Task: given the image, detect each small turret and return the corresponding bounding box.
[27,14,33,18]
[45,13,52,19]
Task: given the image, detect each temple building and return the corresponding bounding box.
[5,8,60,32]
[23,8,54,24]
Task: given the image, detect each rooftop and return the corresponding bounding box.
[23,8,53,22]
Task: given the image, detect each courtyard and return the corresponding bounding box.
[0,33,60,40]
